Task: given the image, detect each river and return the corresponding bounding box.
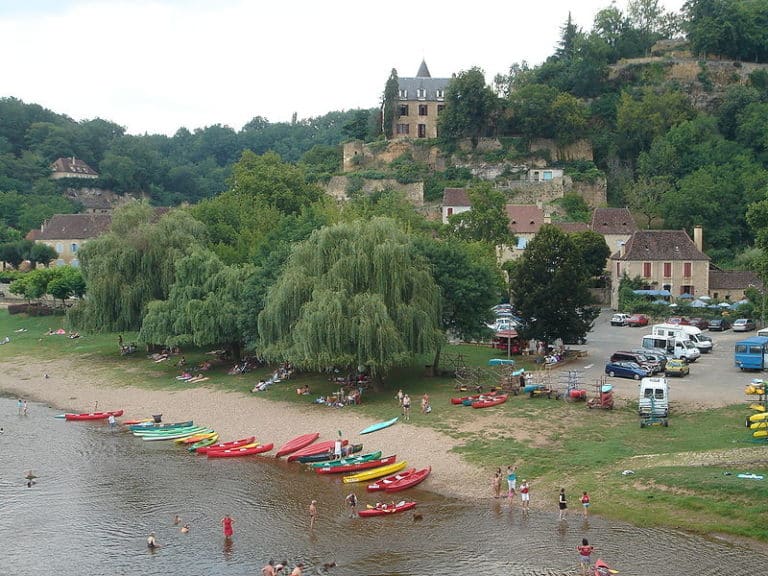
[1,395,766,576]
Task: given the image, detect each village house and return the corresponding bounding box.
[610,226,709,308]
[441,188,471,223]
[50,156,99,180]
[591,207,637,255]
[32,213,112,266]
[708,269,763,302]
[392,60,450,140]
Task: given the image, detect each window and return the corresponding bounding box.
[542,171,553,181]
[516,237,528,249]
[447,207,453,217]
[532,171,540,181]
[663,262,671,277]
[71,259,79,268]
[398,89,407,99]
[437,104,445,114]
[56,259,64,266]
[55,242,63,254]
[683,262,692,277]
[616,262,620,277]
[643,262,652,278]
[416,88,426,99]
[398,104,409,116]
[418,104,428,116]
[436,89,444,99]
[418,124,426,138]
[71,243,78,253]
[396,124,409,135]
[681,285,692,295]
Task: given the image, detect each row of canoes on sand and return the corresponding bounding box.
[57,411,431,511]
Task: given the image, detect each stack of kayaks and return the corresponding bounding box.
[342,460,407,484]
[308,450,382,469]
[196,436,256,455]
[315,455,397,475]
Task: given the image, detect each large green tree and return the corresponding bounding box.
[381,69,399,140]
[139,250,254,359]
[258,218,442,385]
[570,230,611,278]
[69,203,207,332]
[438,67,498,148]
[511,225,598,344]
[445,183,513,248]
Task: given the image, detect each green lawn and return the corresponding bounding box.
[2,309,767,542]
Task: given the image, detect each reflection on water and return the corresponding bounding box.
[1,395,766,575]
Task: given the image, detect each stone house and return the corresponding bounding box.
[498,204,550,260]
[50,157,98,180]
[708,269,763,302]
[392,60,450,140]
[34,214,112,266]
[441,188,471,223]
[610,227,709,308]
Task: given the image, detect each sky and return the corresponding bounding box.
[0,0,686,136]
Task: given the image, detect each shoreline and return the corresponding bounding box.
[1,356,490,502]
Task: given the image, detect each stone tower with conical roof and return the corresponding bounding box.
[391,60,449,140]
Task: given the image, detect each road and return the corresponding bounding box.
[559,309,756,408]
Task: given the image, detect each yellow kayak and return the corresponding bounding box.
[175,431,218,444]
[750,403,766,412]
[748,412,768,423]
[342,461,407,484]
[753,429,768,438]
[744,385,766,395]
[749,421,768,430]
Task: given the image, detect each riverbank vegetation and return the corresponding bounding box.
[3,310,766,542]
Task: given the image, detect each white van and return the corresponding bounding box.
[642,334,700,362]
[652,323,712,353]
[639,376,669,417]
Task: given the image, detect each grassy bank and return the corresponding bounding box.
[2,310,767,542]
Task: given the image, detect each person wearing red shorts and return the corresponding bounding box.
[221,514,234,539]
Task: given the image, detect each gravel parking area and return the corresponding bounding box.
[558,309,756,408]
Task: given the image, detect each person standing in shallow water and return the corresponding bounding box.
[309,500,317,529]
[221,514,234,539]
[558,488,568,520]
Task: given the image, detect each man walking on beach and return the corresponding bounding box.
[345,492,358,517]
[402,394,411,421]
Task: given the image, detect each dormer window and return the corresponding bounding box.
[398,89,408,99]
[436,89,445,99]
[416,88,426,99]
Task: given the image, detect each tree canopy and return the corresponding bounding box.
[258,218,442,381]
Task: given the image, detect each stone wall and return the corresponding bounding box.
[323,176,424,206]
[342,140,444,172]
[529,138,594,162]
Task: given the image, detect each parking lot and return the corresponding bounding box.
[560,309,756,408]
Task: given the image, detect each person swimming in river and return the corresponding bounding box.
[180,524,190,534]
[147,532,159,549]
[25,471,37,486]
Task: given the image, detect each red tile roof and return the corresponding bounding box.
[616,230,708,261]
[506,204,545,234]
[591,207,637,235]
[442,188,470,206]
[37,214,112,240]
[709,270,763,290]
[50,157,98,177]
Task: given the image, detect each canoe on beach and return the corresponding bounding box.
[275,433,320,458]
[195,436,256,455]
[342,460,407,483]
[383,466,431,492]
[315,455,397,475]
[358,417,398,435]
[207,442,274,458]
[308,449,382,468]
[63,409,124,421]
[286,439,348,462]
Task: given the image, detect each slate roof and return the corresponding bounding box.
[37,214,112,240]
[442,188,470,207]
[399,61,449,101]
[616,230,709,261]
[50,157,99,177]
[506,204,545,234]
[591,207,637,235]
[709,270,763,290]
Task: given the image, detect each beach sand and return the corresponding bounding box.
[1,356,490,501]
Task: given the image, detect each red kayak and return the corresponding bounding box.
[594,559,615,576]
[358,500,416,517]
[316,455,397,475]
[450,391,497,405]
[384,466,431,492]
[366,467,416,491]
[286,439,348,462]
[207,443,274,458]
[471,394,508,408]
[64,409,124,421]
[197,436,256,455]
[275,433,320,458]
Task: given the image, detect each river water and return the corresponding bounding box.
[1,395,766,576]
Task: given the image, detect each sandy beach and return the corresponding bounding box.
[0,355,491,501]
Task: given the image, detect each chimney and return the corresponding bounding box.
[693,225,703,252]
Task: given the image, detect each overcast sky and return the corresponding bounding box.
[0,0,685,136]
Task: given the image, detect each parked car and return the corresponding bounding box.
[632,349,668,372]
[626,313,649,327]
[688,317,709,330]
[664,358,690,377]
[605,361,649,380]
[666,317,691,325]
[611,313,631,326]
[708,318,730,331]
[733,318,756,332]
[610,350,660,373]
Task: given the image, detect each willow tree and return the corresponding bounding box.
[258,217,442,386]
[69,202,207,332]
[139,250,254,359]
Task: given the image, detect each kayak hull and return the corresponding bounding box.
[64,409,124,421]
[366,468,416,492]
[207,443,273,458]
[359,417,399,435]
[196,436,256,455]
[286,439,348,462]
[384,466,431,492]
[309,450,383,469]
[297,443,362,463]
[471,395,508,408]
[316,455,397,475]
[342,461,407,484]
[275,433,320,458]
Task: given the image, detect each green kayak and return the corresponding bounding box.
[309,450,383,469]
